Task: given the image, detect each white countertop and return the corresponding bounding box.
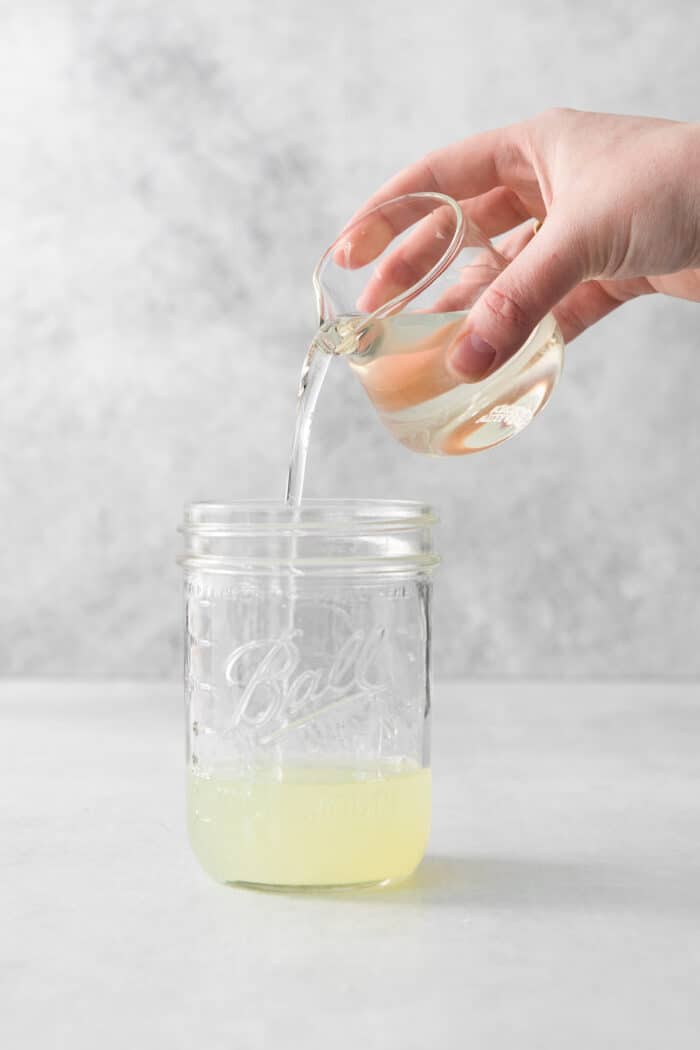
[3,679,700,1048]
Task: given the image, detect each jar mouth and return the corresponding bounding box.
[179,499,439,576]
[182,499,438,536]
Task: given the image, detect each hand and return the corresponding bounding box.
[347,109,700,381]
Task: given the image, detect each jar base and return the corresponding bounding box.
[224,875,402,894]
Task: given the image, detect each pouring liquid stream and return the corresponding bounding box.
[284,346,333,506]
[285,316,363,506]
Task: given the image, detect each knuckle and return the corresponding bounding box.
[421,151,442,191]
[435,202,458,239]
[536,105,577,126]
[378,252,419,290]
[480,285,530,332]
[553,301,585,340]
[494,135,527,179]
[502,188,531,222]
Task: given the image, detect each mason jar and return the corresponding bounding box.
[180,499,439,890]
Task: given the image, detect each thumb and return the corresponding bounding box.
[447,216,586,381]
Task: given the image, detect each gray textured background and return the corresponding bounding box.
[1,0,698,678]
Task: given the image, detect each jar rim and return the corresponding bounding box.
[181,498,438,536]
[179,499,439,576]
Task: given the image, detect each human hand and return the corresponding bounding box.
[345,109,700,381]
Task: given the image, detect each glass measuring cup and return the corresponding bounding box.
[311,192,564,454]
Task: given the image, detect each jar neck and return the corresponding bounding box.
[179,500,439,578]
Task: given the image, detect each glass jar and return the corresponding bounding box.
[180,499,438,890]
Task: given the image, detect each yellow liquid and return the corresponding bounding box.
[187,762,431,888]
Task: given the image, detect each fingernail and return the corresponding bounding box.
[449,332,498,381]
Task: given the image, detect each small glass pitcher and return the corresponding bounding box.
[311,192,564,455]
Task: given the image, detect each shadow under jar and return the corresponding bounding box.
[180,500,439,890]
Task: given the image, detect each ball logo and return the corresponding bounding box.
[223,627,387,740]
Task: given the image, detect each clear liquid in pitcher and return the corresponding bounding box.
[285,310,563,502]
[337,310,564,455]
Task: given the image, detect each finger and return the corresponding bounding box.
[430,244,509,314]
[353,126,529,221]
[447,214,588,381]
[337,125,537,268]
[648,268,700,301]
[353,202,460,308]
[428,221,537,314]
[552,276,652,342]
[354,202,466,312]
[464,187,538,239]
[494,219,538,261]
[355,195,535,312]
[349,186,534,271]
[334,194,444,270]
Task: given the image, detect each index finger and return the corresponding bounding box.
[346,124,528,231]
